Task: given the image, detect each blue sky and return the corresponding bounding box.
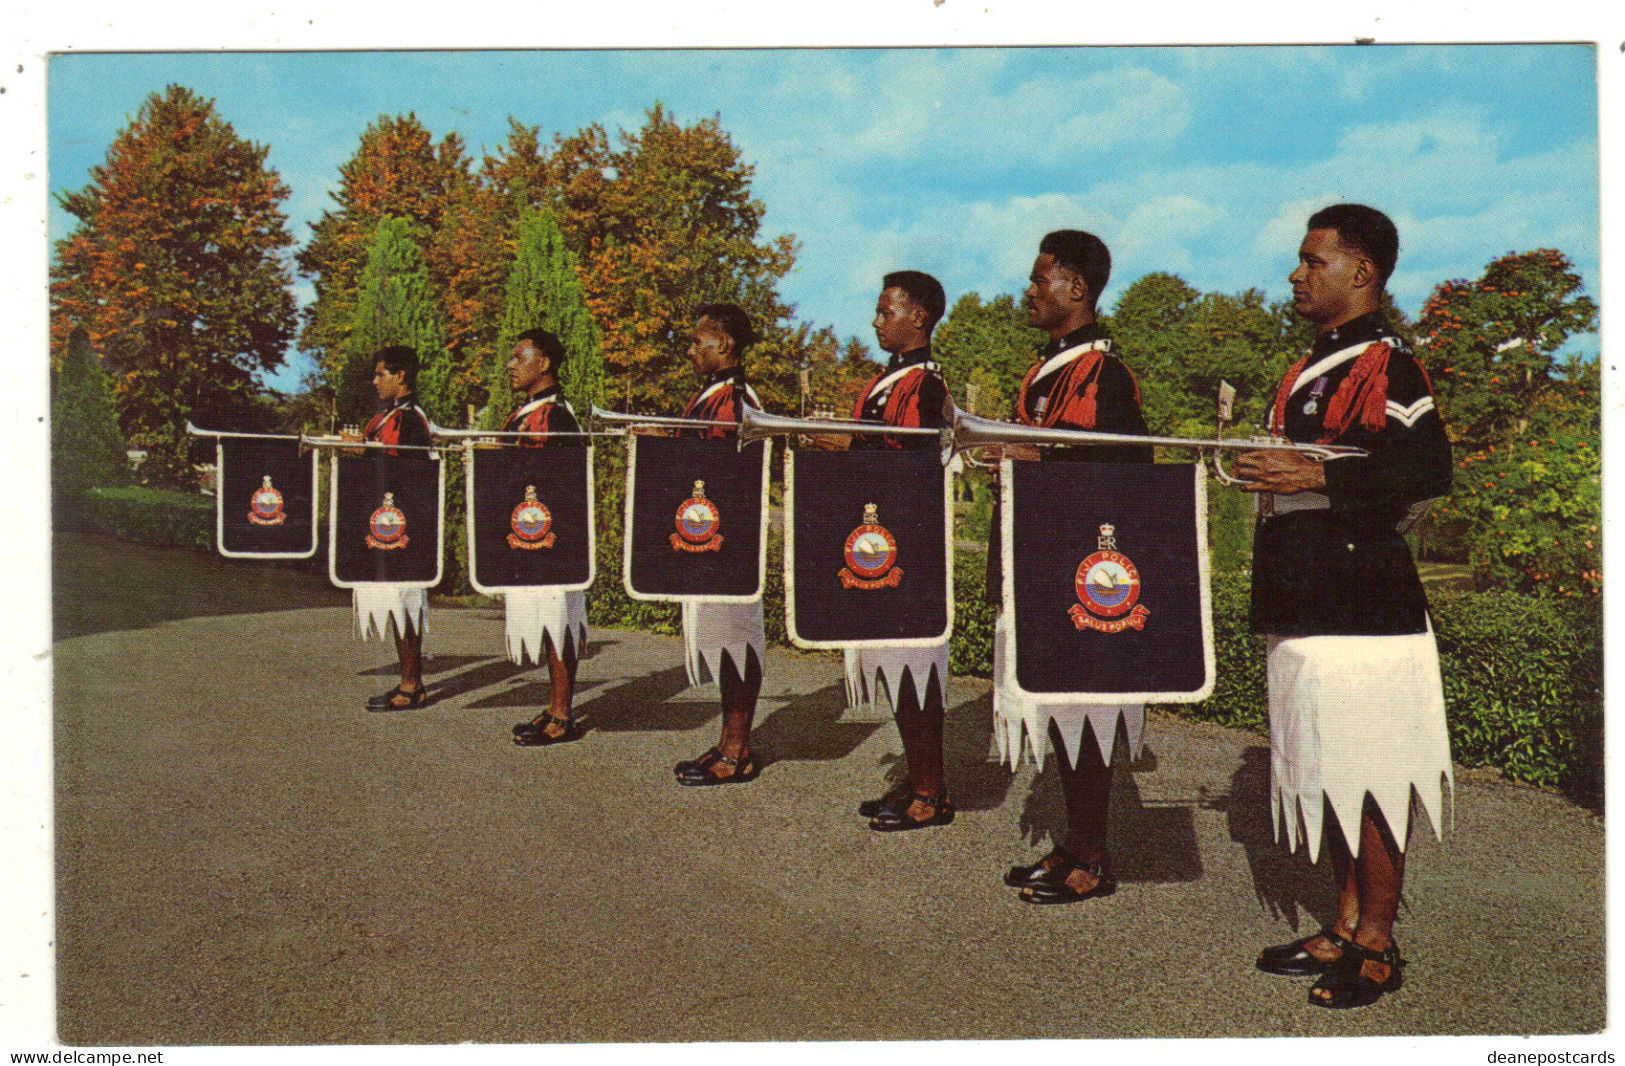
[48,45,1600,392]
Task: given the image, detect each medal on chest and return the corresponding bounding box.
[671,480,723,553]
[1303,376,1329,417]
[1068,524,1149,633]
[507,484,555,550]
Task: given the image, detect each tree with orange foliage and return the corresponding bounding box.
[51,84,297,485]
[1415,248,1597,454]
[296,114,472,390]
[551,107,800,413]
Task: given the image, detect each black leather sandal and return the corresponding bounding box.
[1256,928,1355,976]
[366,684,428,712]
[675,747,760,786]
[511,714,583,747]
[868,793,955,832]
[1018,853,1116,904]
[1004,845,1077,888]
[1308,942,1404,1009]
[858,783,912,819]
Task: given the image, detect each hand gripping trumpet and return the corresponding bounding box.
[942,380,1365,476]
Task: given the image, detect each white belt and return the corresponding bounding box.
[1268,491,1331,514]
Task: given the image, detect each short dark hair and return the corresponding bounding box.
[1039,230,1112,308]
[882,270,947,329]
[1307,204,1399,286]
[516,327,568,373]
[374,345,418,389]
[696,303,756,354]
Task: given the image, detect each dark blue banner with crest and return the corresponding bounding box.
[467,446,594,593]
[623,435,768,602]
[1002,461,1212,701]
[784,447,952,648]
[329,453,445,588]
[215,436,319,559]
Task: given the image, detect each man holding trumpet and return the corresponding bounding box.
[1238,204,1452,1010]
[994,229,1153,904]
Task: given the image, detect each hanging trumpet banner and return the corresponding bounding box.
[212,435,320,559]
[328,452,446,589]
[784,447,953,648]
[1001,461,1213,702]
[623,434,769,602]
[466,446,595,594]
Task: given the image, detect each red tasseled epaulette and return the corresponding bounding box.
[1318,341,1392,441]
[1018,347,1108,428]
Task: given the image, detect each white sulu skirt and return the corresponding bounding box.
[1267,626,1454,862]
[992,610,1144,772]
[845,643,950,714]
[353,585,428,642]
[680,600,766,687]
[504,588,588,665]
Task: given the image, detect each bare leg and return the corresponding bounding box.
[513,633,582,745]
[1052,719,1113,893]
[526,633,580,739]
[716,646,762,763]
[675,647,763,784]
[893,668,946,801]
[1311,799,1406,1001]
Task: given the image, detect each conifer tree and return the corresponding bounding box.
[338,216,451,426]
[51,327,130,504]
[483,206,604,425]
[297,114,470,387]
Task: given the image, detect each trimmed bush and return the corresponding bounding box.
[1162,573,1600,799]
[1428,588,1601,798]
[71,486,213,551]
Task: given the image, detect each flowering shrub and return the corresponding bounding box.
[1428,428,1600,597]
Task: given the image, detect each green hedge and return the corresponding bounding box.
[946,554,1600,800]
[69,486,214,551]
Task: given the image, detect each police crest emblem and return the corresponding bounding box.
[839,502,903,590]
[671,479,723,553]
[366,492,410,550]
[507,484,556,550]
[247,475,286,526]
[1069,523,1148,632]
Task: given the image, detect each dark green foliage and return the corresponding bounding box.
[338,216,451,426]
[72,486,213,551]
[932,292,1045,417]
[1428,588,1601,799]
[1105,274,1300,437]
[1151,571,1268,730]
[485,205,604,428]
[52,327,130,504]
[947,547,997,679]
[1206,483,1256,574]
[581,445,679,634]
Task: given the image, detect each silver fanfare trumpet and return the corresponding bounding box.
[735,405,942,449]
[943,380,1365,475]
[590,405,744,434]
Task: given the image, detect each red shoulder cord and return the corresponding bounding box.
[1271,342,1393,442]
[1016,347,1109,427]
